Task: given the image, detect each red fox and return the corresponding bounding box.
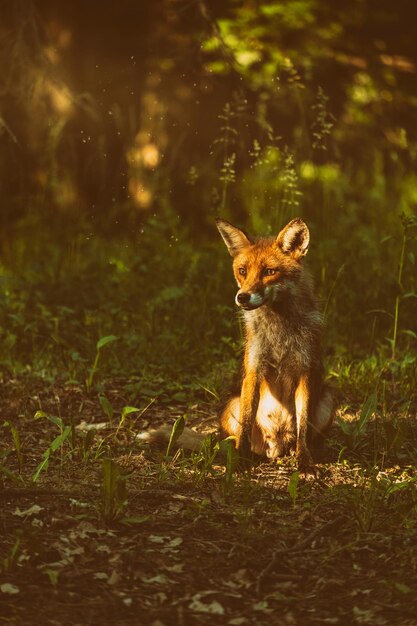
[216,217,333,471]
[141,218,333,472]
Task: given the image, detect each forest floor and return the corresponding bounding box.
[0,375,416,626]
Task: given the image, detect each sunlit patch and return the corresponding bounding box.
[129,179,153,209]
[141,143,159,169]
[44,46,60,65]
[127,133,160,170]
[127,147,143,165]
[46,80,74,116]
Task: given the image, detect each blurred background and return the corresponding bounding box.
[0,0,416,399]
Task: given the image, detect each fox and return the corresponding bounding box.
[216,217,333,471]
[140,217,333,472]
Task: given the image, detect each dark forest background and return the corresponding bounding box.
[1,6,417,623]
[0,0,416,398]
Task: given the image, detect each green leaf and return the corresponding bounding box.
[166,416,185,457]
[401,329,417,339]
[218,436,238,486]
[43,568,60,586]
[96,335,118,350]
[32,426,72,482]
[358,393,377,432]
[118,405,141,431]
[32,455,50,482]
[49,426,72,453]
[235,50,261,67]
[201,36,220,52]
[34,411,63,428]
[0,464,24,484]
[260,4,282,16]
[121,406,141,420]
[380,235,394,244]
[386,479,415,496]
[395,582,412,594]
[10,427,22,472]
[121,515,150,526]
[336,417,351,435]
[99,395,114,421]
[288,471,299,505]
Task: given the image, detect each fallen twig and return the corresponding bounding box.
[256,515,346,593]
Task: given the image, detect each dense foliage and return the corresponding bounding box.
[0,0,416,397]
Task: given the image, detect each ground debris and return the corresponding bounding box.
[0,377,416,625]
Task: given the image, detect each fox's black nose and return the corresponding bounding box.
[237,292,251,305]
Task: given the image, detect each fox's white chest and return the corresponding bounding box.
[245,309,312,372]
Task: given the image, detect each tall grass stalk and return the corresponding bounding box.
[391,227,407,360]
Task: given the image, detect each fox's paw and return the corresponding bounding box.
[296,446,316,476]
[236,437,253,472]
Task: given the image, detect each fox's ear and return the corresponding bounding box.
[216,218,252,256]
[276,218,310,259]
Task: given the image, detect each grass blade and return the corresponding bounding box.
[166,416,185,457]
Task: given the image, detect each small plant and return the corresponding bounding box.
[387,421,410,461]
[86,335,118,391]
[280,150,302,212]
[337,393,377,456]
[2,533,22,573]
[32,412,72,482]
[77,429,97,464]
[390,213,417,360]
[344,468,417,533]
[116,405,142,435]
[191,433,221,483]
[219,152,236,210]
[218,436,239,489]
[4,420,23,474]
[311,86,335,151]
[0,449,24,486]
[349,469,382,533]
[211,100,238,211]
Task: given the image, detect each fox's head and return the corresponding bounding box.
[216,218,310,311]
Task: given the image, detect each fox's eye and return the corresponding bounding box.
[265,268,277,276]
[239,267,247,277]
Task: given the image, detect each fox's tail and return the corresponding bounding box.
[137,424,208,452]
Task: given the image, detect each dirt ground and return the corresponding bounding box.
[0,377,416,626]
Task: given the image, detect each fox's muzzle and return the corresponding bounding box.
[235,291,265,310]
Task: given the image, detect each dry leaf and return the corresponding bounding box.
[0,583,20,595]
[13,505,43,517]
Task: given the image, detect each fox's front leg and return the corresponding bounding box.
[295,374,315,472]
[238,370,260,463]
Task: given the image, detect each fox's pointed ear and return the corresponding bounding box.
[216,218,252,256]
[276,218,310,259]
